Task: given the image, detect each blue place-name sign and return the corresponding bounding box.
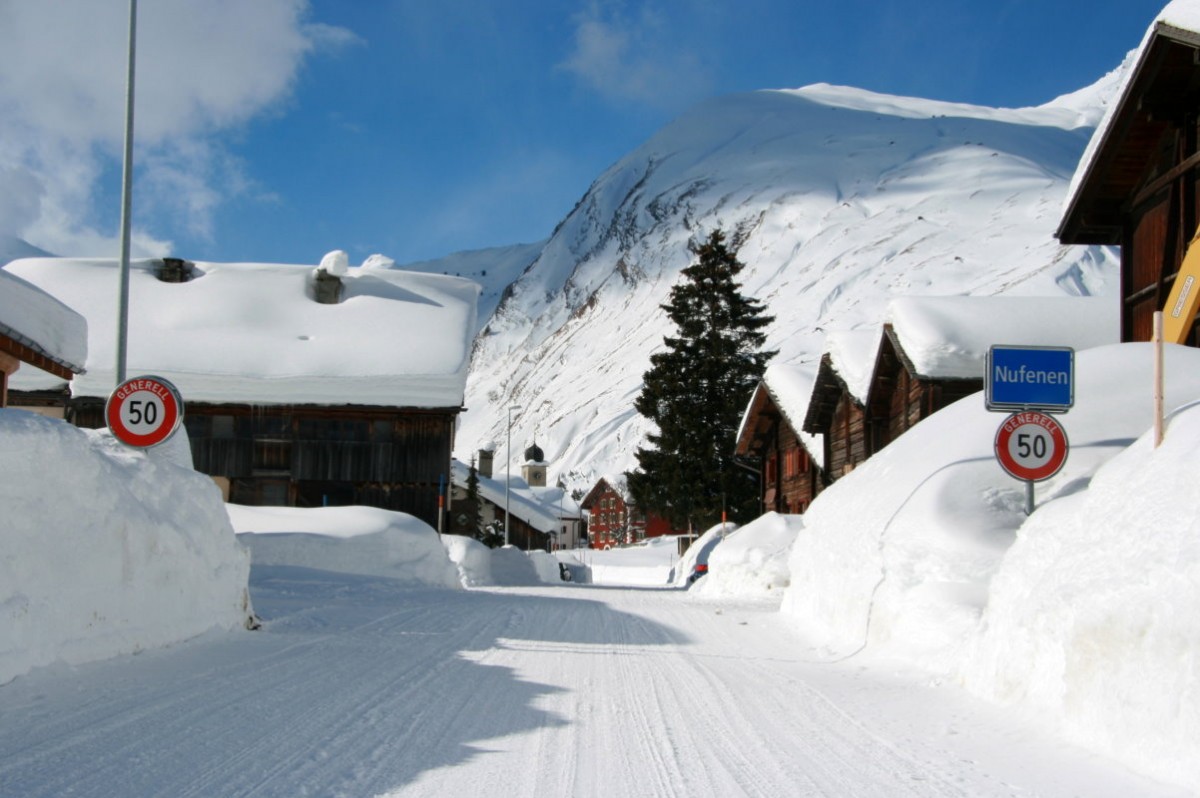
[986,346,1074,412]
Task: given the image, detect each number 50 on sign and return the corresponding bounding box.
[106,375,184,448]
[994,411,1068,482]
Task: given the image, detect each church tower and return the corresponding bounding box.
[521,441,547,487]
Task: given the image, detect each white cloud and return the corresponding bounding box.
[0,0,357,257]
[558,4,711,107]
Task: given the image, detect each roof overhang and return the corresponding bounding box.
[1059,23,1200,244]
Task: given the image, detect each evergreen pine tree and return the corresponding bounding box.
[627,230,775,530]
[464,456,488,544]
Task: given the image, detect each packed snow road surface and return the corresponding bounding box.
[0,568,1181,798]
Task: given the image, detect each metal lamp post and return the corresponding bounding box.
[115,0,137,385]
[504,404,521,546]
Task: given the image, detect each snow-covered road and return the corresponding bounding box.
[0,568,1183,798]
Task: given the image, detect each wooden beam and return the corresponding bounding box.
[0,335,74,381]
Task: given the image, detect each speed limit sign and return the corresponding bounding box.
[994,411,1068,482]
[106,375,184,448]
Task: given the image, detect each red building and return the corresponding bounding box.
[580,476,678,548]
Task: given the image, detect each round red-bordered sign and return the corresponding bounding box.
[994,411,1068,482]
[106,375,184,448]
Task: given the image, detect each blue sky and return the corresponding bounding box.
[0,0,1167,267]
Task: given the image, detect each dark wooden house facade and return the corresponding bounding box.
[735,368,826,515]
[5,255,479,530]
[61,400,457,525]
[802,331,880,480]
[803,352,870,479]
[1058,16,1200,345]
[866,324,981,452]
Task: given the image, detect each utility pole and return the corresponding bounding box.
[115,0,137,385]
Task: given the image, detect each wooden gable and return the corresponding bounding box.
[1058,22,1200,344]
[866,325,981,452]
[803,353,869,479]
[736,381,826,514]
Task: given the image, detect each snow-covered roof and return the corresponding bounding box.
[1060,1,1200,238]
[4,257,480,407]
[735,364,825,469]
[451,460,580,534]
[823,329,881,404]
[0,268,87,375]
[885,295,1119,380]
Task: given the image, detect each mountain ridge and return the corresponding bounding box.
[448,74,1126,492]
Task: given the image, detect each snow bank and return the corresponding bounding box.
[780,342,1200,789]
[689,513,798,600]
[782,343,1200,669]
[0,410,251,685]
[527,550,565,583]
[589,537,682,586]
[229,505,459,589]
[487,546,544,586]
[668,524,732,587]
[441,537,568,587]
[962,404,1200,791]
[441,534,495,587]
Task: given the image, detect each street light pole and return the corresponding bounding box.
[115,0,137,385]
[505,404,521,546]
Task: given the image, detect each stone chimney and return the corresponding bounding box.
[477,448,494,478]
[156,257,194,283]
[313,250,348,304]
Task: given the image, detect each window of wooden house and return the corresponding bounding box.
[212,415,235,439]
[372,420,393,441]
[253,414,290,438]
[184,415,209,439]
[297,418,368,442]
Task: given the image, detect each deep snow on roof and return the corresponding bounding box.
[824,329,881,403]
[450,459,579,534]
[0,269,87,374]
[4,257,480,407]
[753,364,824,468]
[886,295,1119,379]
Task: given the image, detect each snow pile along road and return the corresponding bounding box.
[0,410,252,685]
[779,343,1200,791]
[964,400,1200,789]
[230,504,461,589]
[689,513,799,600]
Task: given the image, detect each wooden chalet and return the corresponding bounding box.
[580,476,678,549]
[869,296,1118,453]
[802,330,880,479]
[735,364,826,515]
[866,322,977,451]
[0,270,86,408]
[1058,9,1200,344]
[6,255,479,528]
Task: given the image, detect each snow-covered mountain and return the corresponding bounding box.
[0,234,52,265]
[447,71,1127,492]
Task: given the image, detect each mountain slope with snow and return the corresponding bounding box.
[454,74,1126,490]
